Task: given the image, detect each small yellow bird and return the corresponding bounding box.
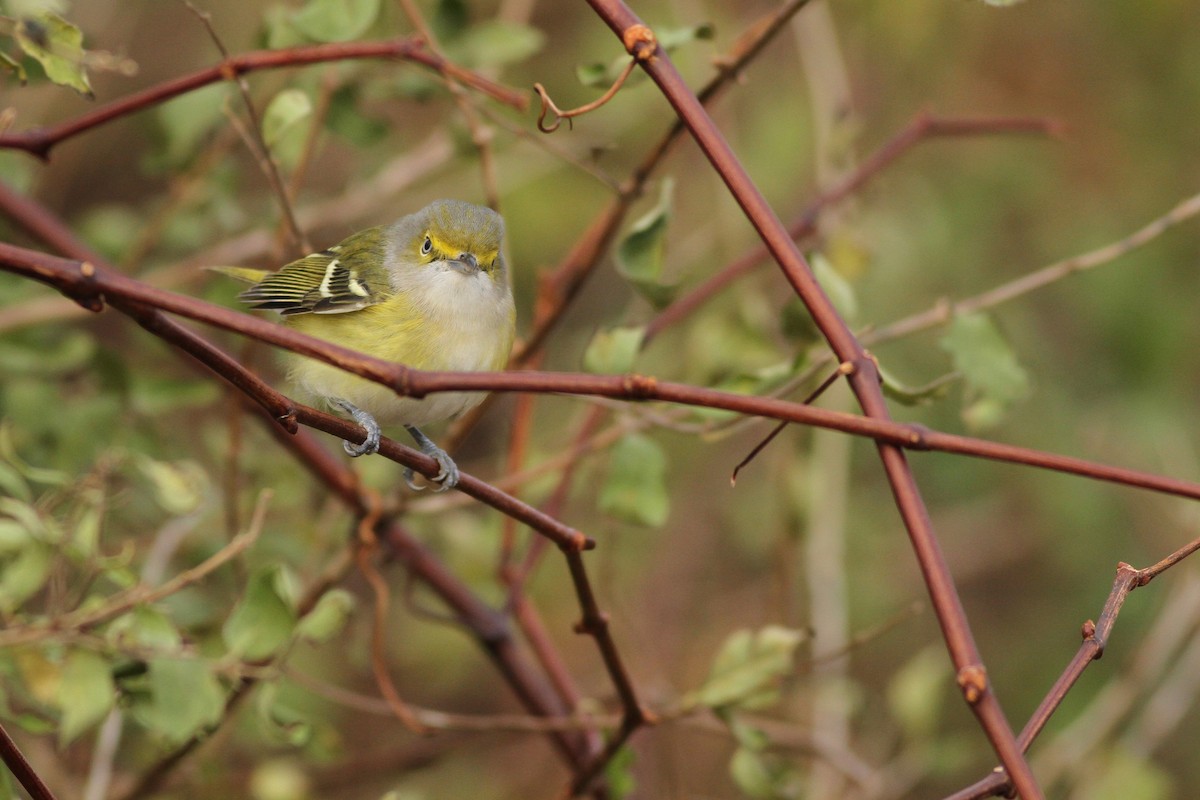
[218,199,516,491]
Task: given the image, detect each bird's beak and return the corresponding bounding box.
[448,252,480,274]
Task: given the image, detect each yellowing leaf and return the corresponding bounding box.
[14,13,92,96]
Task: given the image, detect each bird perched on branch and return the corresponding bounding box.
[216,199,516,492]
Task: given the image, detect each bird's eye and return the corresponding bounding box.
[421,236,433,255]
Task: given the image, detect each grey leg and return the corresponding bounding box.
[330,399,381,457]
[402,424,459,492]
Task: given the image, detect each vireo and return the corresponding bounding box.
[218,199,516,491]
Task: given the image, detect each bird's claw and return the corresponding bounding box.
[332,399,380,457]
[404,425,459,492]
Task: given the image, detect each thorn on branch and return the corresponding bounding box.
[534,57,638,133]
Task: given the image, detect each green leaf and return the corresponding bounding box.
[0,521,31,554]
[223,567,297,661]
[14,13,92,97]
[616,179,677,309]
[725,715,770,752]
[290,0,381,43]
[255,683,312,747]
[878,363,958,406]
[729,746,775,799]
[443,21,544,69]
[604,746,637,800]
[577,24,713,89]
[574,62,612,89]
[599,434,669,527]
[70,493,103,559]
[262,88,313,167]
[107,606,183,651]
[582,326,645,375]
[939,313,1031,429]
[887,645,950,738]
[294,588,354,644]
[0,542,52,613]
[811,251,858,323]
[683,625,804,711]
[133,658,225,743]
[57,650,115,744]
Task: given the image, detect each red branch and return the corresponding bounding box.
[0,37,528,160]
[1,242,1198,506]
[945,535,1200,799]
[582,1,1041,795]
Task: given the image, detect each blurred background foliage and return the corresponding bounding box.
[1,0,1199,798]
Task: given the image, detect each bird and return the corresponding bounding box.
[216,199,516,491]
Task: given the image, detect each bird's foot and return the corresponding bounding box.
[331,399,381,457]
[403,425,459,492]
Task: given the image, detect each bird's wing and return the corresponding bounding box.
[236,226,391,316]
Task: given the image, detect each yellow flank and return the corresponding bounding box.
[282,289,515,427]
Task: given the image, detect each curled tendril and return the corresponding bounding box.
[534,57,638,134]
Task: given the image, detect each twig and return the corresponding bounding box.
[185,1,308,253]
[353,494,428,734]
[730,362,849,486]
[534,57,638,133]
[945,534,1200,799]
[395,0,503,207]
[0,720,57,800]
[867,189,1200,347]
[644,112,1063,343]
[0,492,268,647]
[0,37,526,160]
[583,2,1041,795]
